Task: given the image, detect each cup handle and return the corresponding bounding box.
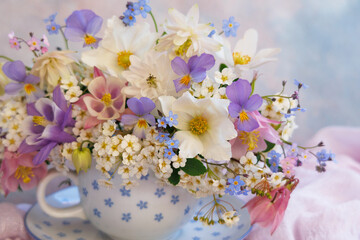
[36,169,87,219]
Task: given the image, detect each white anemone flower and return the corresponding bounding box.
[156,4,222,58]
[81,16,157,77]
[217,29,280,73]
[122,51,178,101]
[159,92,237,162]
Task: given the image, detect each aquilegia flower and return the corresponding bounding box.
[18,86,76,165]
[78,67,127,129]
[159,92,237,161]
[121,97,156,139]
[226,79,263,132]
[64,9,103,48]
[0,150,47,196]
[3,60,44,102]
[171,53,215,92]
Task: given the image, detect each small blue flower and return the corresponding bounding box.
[155,132,170,143]
[82,187,88,197]
[137,200,148,210]
[290,107,306,113]
[154,213,163,222]
[287,143,298,157]
[92,180,99,190]
[93,208,101,218]
[157,117,168,128]
[316,149,335,163]
[184,206,190,215]
[123,9,136,26]
[44,13,58,23]
[166,139,179,149]
[154,188,166,198]
[120,186,131,197]
[222,16,240,37]
[208,23,216,37]
[46,22,61,35]
[134,0,152,18]
[122,213,131,222]
[294,79,309,89]
[164,148,175,159]
[166,111,178,127]
[269,158,279,173]
[226,175,245,192]
[171,195,180,205]
[104,198,114,207]
[268,150,281,161]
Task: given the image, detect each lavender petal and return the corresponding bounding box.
[244,94,263,112]
[86,15,103,35]
[139,97,155,114]
[226,79,251,106]
[33,142,57,165]
[127,98,145,116]
[121,114,139,126]
[53,85,68,112]
[4,82,23,94]
[171,57,189,76]
[2,61,26,82]
[236,116,259,132]
[228,102,242,118]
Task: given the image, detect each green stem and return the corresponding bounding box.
[218,31,224,35]
[149,11,158,33]
[262,94,292,99]
[59,27,69,50]
[281,138,322,150]
[80,140,93,150]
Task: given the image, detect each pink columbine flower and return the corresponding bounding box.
[0,150,47,196]
[27,36,41,51]
[242,186,291,234]
[77,67,127,129]
[230,111,281,158]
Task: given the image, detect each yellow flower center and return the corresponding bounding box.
[24,84,36,95]
[239,131,260,151]
[233,52,251,65]
[175,39,192,56]
[189,116,209,135]
[14,166,34,183]
[117,51,133,69]
[233,181,238,185]
[229,23,233,28]
[146,74,157,88]
[84,34,97,45]
[239,110,250,122]
[137,119,148,129]
[33,116,49,126]
[221,75,228,83]
[180,75,191,86]
[101,93,112,107]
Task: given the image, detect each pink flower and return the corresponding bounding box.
[27,36,40,51]
[0,150,47,196]
[230,111,281,158]
[77,67,127,129]
[242,186,291,234]
[8,32,20,50]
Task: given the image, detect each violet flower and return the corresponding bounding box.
[18,86,76,165]
[171,53,215,92]
[226,79,263,132]
[121,97,156,139]
[64,9,103,48]
[3,61,44,102]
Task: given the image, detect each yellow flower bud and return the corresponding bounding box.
[72,148,92,174]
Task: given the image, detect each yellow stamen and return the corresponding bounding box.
[146,74,157,88]
[232,52,251,65]
[33,116,49,127]
[137,119,148,129]
[239,110,250,122]
[239,131,260,151]
[175,39,192,56]
[233,181,238,185]
[229,23,233,28]
[84,34,97,45]
[101,93,112,107]
[117,50,133,69]
[24,84,36,95]
[180,75,191,86]
[221,75,228,83]
[189,116,209,135]
[14,166,34,184]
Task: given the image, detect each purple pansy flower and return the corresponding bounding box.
[64,9,103,48]
[226,79,263,132]
[18,86,76,165]
[171,53,215,92]
[3,61,44,102]
[121,97,156,139]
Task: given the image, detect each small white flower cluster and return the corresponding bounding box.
[221,211,240,227]
[189,77,227,99]
[60,76,83,103]
[260,96,298,140]
[0,98,27,152]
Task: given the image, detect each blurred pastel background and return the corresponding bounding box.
[0,0,359,144]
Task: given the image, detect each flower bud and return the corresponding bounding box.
[72,147,92,173]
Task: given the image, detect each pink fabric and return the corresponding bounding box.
[246,126,360,240]
[1,126,360,239]
[0,203,31,240]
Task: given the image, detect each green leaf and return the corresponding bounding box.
[219,63,228,72]
[250,79,256,95]
[263,140,276,152]
[181,158,207,176]
[255,153,262,164]
[168,168,180,185]
[265,158,271,168]
[274,123,282,131]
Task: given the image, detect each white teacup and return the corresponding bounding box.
[37,166,198,240]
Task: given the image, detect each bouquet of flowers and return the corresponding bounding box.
[0,2,334,234]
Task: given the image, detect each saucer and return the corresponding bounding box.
[25,186,252,240]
